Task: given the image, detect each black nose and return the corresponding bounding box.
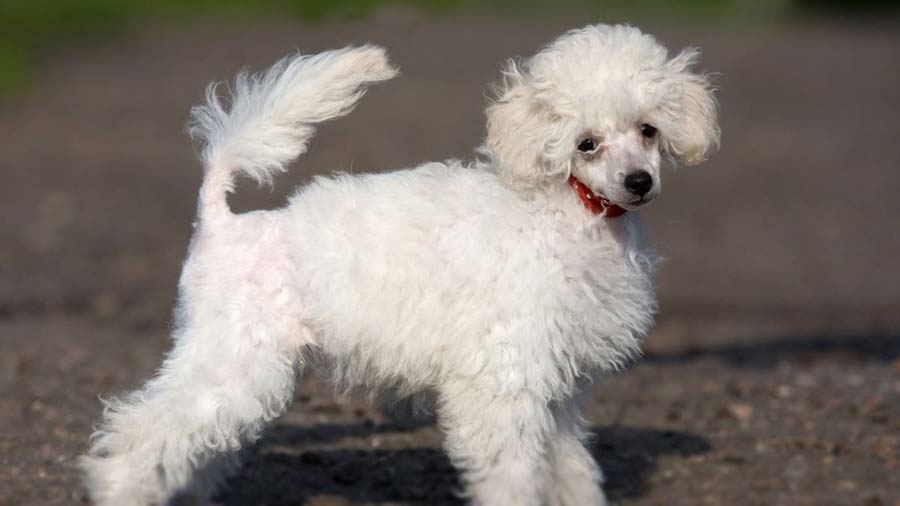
[624,170,653,197]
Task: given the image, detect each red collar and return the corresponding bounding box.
[567,175,627,218]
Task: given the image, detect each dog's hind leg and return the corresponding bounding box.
[80,220,310,506]
[80,332,300,505]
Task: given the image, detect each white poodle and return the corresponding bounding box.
[80,23,718,506]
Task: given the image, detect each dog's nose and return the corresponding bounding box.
[624,170,653,197]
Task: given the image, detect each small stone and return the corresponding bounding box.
[728,402,753,421]
[838,480,858,491]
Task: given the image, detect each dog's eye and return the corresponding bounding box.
[640,124,658,139]
[577,138,597,153]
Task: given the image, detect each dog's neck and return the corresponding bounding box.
[566,175,627,218]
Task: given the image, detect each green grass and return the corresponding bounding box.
[0,0,895,95]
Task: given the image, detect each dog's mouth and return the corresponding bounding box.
[592,190,653,211]
[568,175,658,216]
[618,195,655,210]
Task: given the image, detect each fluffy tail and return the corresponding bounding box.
[188,45,398,225]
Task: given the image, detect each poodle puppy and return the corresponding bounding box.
[80,23,718,506]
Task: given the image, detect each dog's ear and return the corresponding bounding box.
[659,49,720,166]
[484,60,573,188]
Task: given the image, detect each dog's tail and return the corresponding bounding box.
[188,45,397,225]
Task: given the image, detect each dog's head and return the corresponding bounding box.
[485,24,719,209]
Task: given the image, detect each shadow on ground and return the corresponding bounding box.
[215,331,899,504]
[216,423,710,505]
[646,332,900,368]
[592,427,710,500]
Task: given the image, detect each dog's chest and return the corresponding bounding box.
[537,218,657,368]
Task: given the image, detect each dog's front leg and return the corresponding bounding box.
[438,379,555,506]
[548,395,607,506]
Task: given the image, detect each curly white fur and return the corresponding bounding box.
[80,24,718,506]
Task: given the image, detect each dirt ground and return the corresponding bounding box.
[1,8,899,506]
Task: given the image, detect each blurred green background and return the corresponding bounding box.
[1,0,896,95]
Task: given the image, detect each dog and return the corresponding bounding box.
[80,23,718,506]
